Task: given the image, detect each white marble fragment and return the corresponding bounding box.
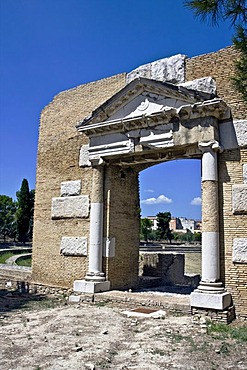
[60,236,87,256]
[61,180,81,197]
[179,77,216,94]
[243,164,247,184]
[126,54,186,84]
[232,238,247,263]
[232,184,247,214]
[79,144,91,167]
[233,120,247,148]
[190,291,232,310]
[51,195,89,219]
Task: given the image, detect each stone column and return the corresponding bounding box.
[190,140,232,310]
[86,166,105,281]
[73,165,110,294]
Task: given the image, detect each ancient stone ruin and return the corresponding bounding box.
[32,46,247,317]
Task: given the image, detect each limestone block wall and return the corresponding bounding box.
[32,74,126,287]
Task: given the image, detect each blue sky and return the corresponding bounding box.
[0,0,233,220]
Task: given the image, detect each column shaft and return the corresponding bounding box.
[86,166,105,281]
[199,141,224,292]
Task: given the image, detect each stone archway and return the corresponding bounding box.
[73,77,232,311]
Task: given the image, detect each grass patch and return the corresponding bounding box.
[94,301,108,307]
[208,322,247,343]
[0,252,15,264]
[151,348,165,356]
[16,257,32,267]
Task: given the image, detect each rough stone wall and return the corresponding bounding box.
[186,46,245,119]
[32,74,126,287]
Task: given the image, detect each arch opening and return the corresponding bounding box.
[138,159,202,294]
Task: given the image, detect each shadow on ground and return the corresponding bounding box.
[0,288,63,314]
[136,284,195,295]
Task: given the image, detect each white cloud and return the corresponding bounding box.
[141,194,172,205]
[144,189,155,193]
[190,197,202,206]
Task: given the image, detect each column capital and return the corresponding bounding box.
[90,157,105,167]
[198,140,223,153]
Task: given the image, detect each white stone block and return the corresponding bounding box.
[73,280,110,293]
[68,295,81,303]
[126,54,186,84]
[243,164,247,184]
[232,184,247,214]
[151,54,186,84]
[233,120,247,147]
[60,236,87,256]
[79,145,91,167]
[51,195,89,219]
[61,180,81,197]
[233,238,247,263]
[179,77,216,95]
[190,291,232,310]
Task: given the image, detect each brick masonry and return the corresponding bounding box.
[32,74,126,288]
[32,46,247,316]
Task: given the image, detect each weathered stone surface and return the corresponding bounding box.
[190,291,232,310]
[79,145,91,167]
[233,238,247,263]
[51,196,89,219]
[60,236,87,256]
[232,184,247,214]
[233,120,247,147]
[61,180,81,197]
[73,280,110,293]
[243,164,247,184]
[126,54,186,84]
[68,294,81,302]
[179,77,216,94]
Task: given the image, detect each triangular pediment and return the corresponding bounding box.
[77,78,230,166]
[77,78,214,132]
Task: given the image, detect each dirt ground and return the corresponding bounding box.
[0,291,246,370]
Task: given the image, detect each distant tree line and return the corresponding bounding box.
[0,179,34,244]
[140,212,201,244]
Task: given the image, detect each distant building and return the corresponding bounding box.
[146,216,158,230]
[144,216,200,234]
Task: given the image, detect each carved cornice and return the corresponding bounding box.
[78,98,230,137]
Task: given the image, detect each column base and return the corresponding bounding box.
[85,272,106,282]
[197,281,225,293]
[190,290,232,310]
[73,279,110,294]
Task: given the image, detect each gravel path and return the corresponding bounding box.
[0,295,246,370]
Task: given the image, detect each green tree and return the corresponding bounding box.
[28,189,35,240]
[0,195,17,241]
[16,179,32,244]
[185,0,247,101]
[140,218,152,242]
[156,212,171,241]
